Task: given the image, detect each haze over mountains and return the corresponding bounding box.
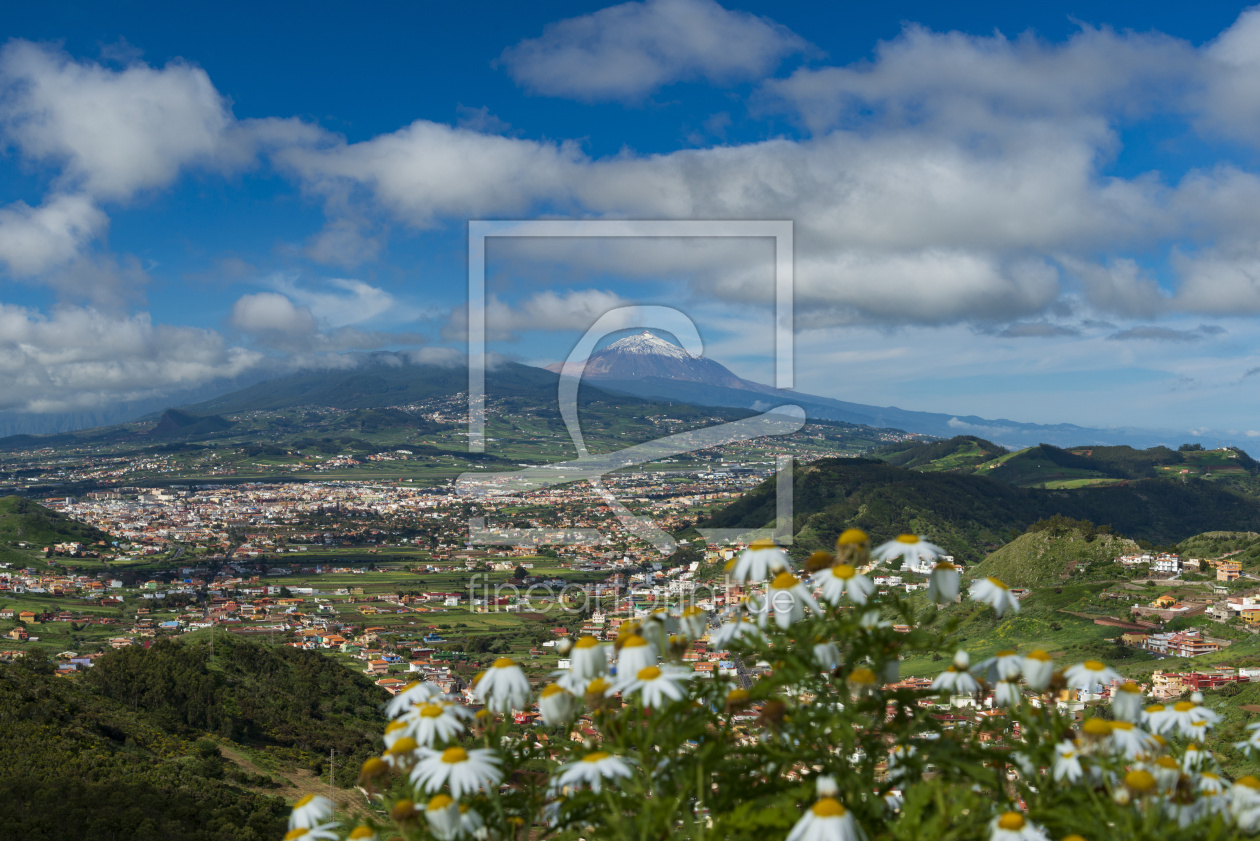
[551,331,1214,450]
[0,332,1240,449]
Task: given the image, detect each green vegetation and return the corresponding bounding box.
[0,658,289,841]
[0,495,111,564]
[970,526,1138,588]
[707,457,1260,562]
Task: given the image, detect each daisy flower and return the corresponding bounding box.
[385,680,444,719]
[616,664,693,708]
[1109,721,1156,760]
[993,680,1023,707]
[473,657,531,713]
[677,605,707,639]
[1020,650,1054,691]
[932,662,980,695]
[1111,681,1145,722]
[459,803,484,837]
[834,528,871,566]
[1182,743,1208,771]
[582,676,614,705]
[1234,722,1260,754]
[424,794,461,841]
[1052,741,1082,783]
[1123,769,1157,796]
[410,746,503,800]
[401,701,471,747]
[848,667,880,697]
[858,610,892,631]
[570,636,609,680]
[1063,660,1120,692]
[712,615,763,650]
[538,683,579,726]
[988,811,1048,841]
[726,538,792,583]
[1231,775,1260,832]
[976,650,1023,683]
[615,633,656,678]
[813,562,873,606]
[347,826,377,841]
[873,534,945,573]
[927,561,961,604]
[886,745,916,786]
[554,751,635,794]
[289,794,336,830]
[763,571,822,629]
[1143,703,1175,734]
[970,576,1020,616]
[1150,755,1181,789]
[1169,699,1220,740]
[786,797,862,841]
[814,639,841,670]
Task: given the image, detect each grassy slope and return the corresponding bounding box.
[971,530,1140,588]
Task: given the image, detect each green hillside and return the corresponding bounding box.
[704,457,1260,562]
[875,435,1007,470]
[0,659,288,841]
[970,527,1139,588]
[0,496,111,564]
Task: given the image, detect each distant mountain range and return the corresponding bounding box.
[550,330,1226,449]
[0,332,1241,449]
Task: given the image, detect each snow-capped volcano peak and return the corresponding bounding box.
[545,329,754,389]
[602,331,693,359]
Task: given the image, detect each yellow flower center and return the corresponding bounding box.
[440,747,468,764]
[1025,649,1052,662]
[749,538,777,550]
[1081,718,1112,737]
[996,812,1025,831]
[386,720,407,733]
[1238,775,1260,790]
[896,534,919,544]
[1062,836,1087,841]
[388,737,418,755]
[1173,701,1195,712]
[427,793,453,810]
[727,688,750,704]
[1145,704,1165,713]
[419,704,444,718]
[348,826,376,840]
[285,831,308,841]
[1111,721,1133,732]
[1156,756,1178,769]
[996,649,1017,658]
[987,576,1008,589]
[771,571,800,590]
[933,561,955,572]
[837,528,868,545]
[683,606,703,617]
[1118,681,1141,694]
[583,751,611,763]
[622,634,649,648]
[402,680,420,692]
[575,635,600,649]
[492,657,517,669]
[295,794,315,807]
[724,558,736,572]
[587,677,611,695]
[849,668,877,685]
[834,563,856,580]
[811,797,846,817]
[360,757,387,778]
[540,683,566,698]
[1124,770,1156,793]
[637,665,663,681]
[1082,660,1106,671]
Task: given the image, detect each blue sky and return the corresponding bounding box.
[3,1,1260,440]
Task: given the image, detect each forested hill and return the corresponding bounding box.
[704,457,1260,562]
[0,635,387,841]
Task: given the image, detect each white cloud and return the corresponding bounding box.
[0,40,240,200]
[499,0,808,102]
[0,193,107,275]
[231,292,318,336]
[0,304,262,413]
[443,289,633,341]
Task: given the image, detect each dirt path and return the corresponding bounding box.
[217,743,375,819]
